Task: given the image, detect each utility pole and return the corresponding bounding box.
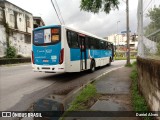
[138,0,144,57]
[117,21,120,57]
[126,0,130,65]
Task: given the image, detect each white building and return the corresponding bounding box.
[0,0,33,57]
[106,34,127,46]
[105,34,138,51]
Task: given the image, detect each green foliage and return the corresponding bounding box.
[5,46,17,58]
[125,63,132,67]
[17,54,24,58]
[115,56,136,60]
[80,0,119,14]
[61,84,97,119]
[130,63,151,120]
[68,84,97,111]
[144,7,160,36]
[156,42,160,56]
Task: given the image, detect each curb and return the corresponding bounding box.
[63,66,125,110]
[30,66,125,120]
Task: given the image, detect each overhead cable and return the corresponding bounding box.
[54,0,65,25]
[51,0,62,25]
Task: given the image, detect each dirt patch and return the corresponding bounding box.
[53,86,77,95]
[98,94,132,111]
[84,97,98,109]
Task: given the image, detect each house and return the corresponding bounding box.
[0,0,33,57]
[33,16,45,28]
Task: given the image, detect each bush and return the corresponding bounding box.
[5,46,17,58]
[17,54,24,58]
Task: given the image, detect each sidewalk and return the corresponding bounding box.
[91,67,139,120]
[66,67,140,120]
[92,67,133,111]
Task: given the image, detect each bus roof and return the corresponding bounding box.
[63,25,111,43]
[33,25,112,44]
[33,25,61,31]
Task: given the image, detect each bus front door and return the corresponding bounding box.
[79,35,87,70]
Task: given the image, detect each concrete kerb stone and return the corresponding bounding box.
[63,66,125,110]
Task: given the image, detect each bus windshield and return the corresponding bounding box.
[33,27,61,45]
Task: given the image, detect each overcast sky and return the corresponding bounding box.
[7,0,159,37]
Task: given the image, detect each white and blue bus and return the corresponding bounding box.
[32,25,114,73]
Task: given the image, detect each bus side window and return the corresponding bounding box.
[67,31,71,47]
[85,37,89,49]
[108,43,111,50]
[71,32,79,48]
[100,40,105,50]
[103,41,106,50]
[95,39,99,49]
[67,30,79,48]
[106,42,108,49]
[89,37,94,49]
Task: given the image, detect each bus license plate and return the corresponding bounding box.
[43,60,48,62]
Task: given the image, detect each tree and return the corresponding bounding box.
[80,0,119,14]
[80,0,131,65]
[144,7,160,56]
[144,7,160,36]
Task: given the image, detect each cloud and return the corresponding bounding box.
[7,0,139,37]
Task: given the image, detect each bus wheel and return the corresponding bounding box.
[90,60,95,72]
[108,57,111,66]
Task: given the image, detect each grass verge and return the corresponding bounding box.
[68,84,97,111]
[115,56,136,60]
[130,62,151,120]
[61,84,97,119]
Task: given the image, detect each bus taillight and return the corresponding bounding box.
[32,51,34,64]
[59,48,64,64]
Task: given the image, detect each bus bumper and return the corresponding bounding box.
[32,64,65,73]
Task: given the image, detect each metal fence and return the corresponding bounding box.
[137,0,160,59]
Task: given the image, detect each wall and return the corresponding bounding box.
[9,32,31,56]
[0,25,6,57]
[137,57,160,113]
[0,1,33,57]
[4,1,33,33]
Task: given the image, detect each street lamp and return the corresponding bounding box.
[117,21,120,57]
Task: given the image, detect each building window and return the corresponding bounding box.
[0,10,3,19]
[19,18,22,22]
[27,19,30,28]
[25,35,31,44]
[10,14,15,23]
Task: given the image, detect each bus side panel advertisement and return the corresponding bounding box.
[34,30,44,44]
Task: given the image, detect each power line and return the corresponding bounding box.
[51,0,62,25]
[143,0,153,13]
[54,0,65,25]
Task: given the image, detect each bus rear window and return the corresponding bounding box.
[33,27,61,45]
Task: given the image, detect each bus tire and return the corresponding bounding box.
[108,57,111,66]
[90,60,95,72]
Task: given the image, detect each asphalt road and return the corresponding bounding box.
[0,60,131,111]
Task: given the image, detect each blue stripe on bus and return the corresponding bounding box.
[90,49,112,58]
[34,25,61,31]
[33,42,61,65]
[70,49,112,61]
[70,49,81,61]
